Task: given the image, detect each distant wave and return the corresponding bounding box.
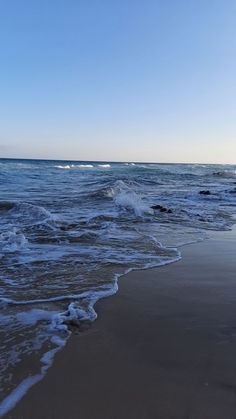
[55,164,94,169]
[55,163,112,169]
[212,170,236,178]
[55,165,71,169]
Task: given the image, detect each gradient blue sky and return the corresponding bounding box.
[0,0,235,163]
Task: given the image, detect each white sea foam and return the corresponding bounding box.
[50,301,98,331]
[0,228,28,253]
[55,164,94,169]
[115,192,153,216]
[0,331,66,418]
[0,291,96,306]
[0,246,182,415]
[0,374,42,417]
[55,165,71,169]
[0,284,119,314]
[0,281,119,416]
[16,309,58,326]
[110,180,153,216]
[0,309,56,326]
[98,164,111,168]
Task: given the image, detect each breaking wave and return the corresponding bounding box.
[106,180,153,216]
[0,228,28,253]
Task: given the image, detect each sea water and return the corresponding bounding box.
[0,159,236,415]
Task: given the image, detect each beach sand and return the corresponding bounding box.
[6,229,236,419]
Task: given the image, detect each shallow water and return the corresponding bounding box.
[0,159,236,415]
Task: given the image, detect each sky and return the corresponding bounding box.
[0,0,235,163]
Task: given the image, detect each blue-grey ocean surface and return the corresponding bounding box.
[0,159,236,414]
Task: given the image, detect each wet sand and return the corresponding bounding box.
[6,229,236,419]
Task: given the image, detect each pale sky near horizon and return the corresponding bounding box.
[0,0,235,164]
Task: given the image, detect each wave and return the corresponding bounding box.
[0,200,54,219]
[55,164,94,169]
[212,170,236,178]
[55,165,71,169]
[0,290,100,306]
[98,164,111,168]
[0,228,28,253]
[15,202,56,219]
[107,180,153,216]
[0,201,58,248]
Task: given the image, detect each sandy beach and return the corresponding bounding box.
[1,0,235,415]
[1,0,235,416]
[5,228,236,419]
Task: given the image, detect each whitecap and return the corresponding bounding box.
[0,228,28,253]
[55,165,71,169]
[109,180,153,216]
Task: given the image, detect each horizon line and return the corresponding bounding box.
[0,156,235,166]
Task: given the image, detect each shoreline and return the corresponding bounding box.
[5,227,236,418]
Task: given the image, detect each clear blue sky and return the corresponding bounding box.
[0,0,235,163]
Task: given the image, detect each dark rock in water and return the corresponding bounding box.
[151,204,172,214]
[199,190,211,195]
[151,204,163,210]
[0,201,16,212]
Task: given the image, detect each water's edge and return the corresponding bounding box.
[0,228,222,418]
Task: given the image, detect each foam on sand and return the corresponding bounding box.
[0,334,66,418]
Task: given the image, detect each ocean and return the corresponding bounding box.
[0,158,236,415]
